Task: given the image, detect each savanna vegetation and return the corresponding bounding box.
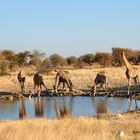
[0,48,140,140]
[0,113,140,140]
[0,48,140,75]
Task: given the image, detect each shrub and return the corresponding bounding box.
[67,56,78,65]
[49,54,67,67]
[16,51,30,67]
[1,49,14,61]
[94,52,112,67]
[0,61,9,75]
[79,54,94,64]
[29,50,45,67]
[37,58,52,73]
[112,48,139,66]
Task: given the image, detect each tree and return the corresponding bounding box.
[0,49,14,61]
[79,54,95,64]
[112,48,139,66]
[16,51,30,67]
[67,56,78,65]
[1,49,14,61]
[29,50,45,67]
[0,61,9,75]
[137,51,140,64]
[49,54,67,67]
[94,52,112,67]
[37,58,52,72]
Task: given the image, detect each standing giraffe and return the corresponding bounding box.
[122,52,139,96]
[17,70,26,94]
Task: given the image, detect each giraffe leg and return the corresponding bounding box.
[69,80,73,91]
[66,79,71,91]
[37,85,40,95]
[135,99,138,110]
[128,98,132,112]
[127,77,132,97]
[40,84,42,92]
[56,81,61,96]
[42,81,48,91]
[62,82,65,96]
[93,85,97,96]
[98,84,102,93]
[62,82,65,91]
[21,82,24,94]
[102,84,107,94]
[90,85,94,96]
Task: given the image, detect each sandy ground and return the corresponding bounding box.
[0,66,135,93]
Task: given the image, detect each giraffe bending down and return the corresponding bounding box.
[53,70,73,95]
[17,71,26,94]
[90,72,108,96]
[33,72,48,96]
[122,52,139,96]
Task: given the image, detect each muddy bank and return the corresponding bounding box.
[0,84,140,101]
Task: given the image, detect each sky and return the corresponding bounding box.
[0,0,140,57]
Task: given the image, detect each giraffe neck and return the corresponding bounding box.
[122,52,132,69]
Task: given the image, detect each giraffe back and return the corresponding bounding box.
[57,70,71,80]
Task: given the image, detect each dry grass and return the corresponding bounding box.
[0,66,140,139]
[0,113,140,140]
[0,66,140,92]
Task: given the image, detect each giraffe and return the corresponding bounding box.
[53,70,73,95]
[17,70,26,94]
[122,52,139,96]
[90,71,108,96]
[33,72,48,96]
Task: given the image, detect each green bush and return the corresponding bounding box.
[94,52,112,67]
[0,62,9,75]
[79,54,94,64]
[37,58,52,73]
[49,54,68,67]
[67,56,78,65]
[29,50,45,67]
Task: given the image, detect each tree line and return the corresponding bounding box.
[0,48,140,75]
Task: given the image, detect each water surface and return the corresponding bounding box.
[0,96,139,120]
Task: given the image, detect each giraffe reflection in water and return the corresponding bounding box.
[128,98,139,112]
[34,96,44,117]
[54,97,73,119]
[19,98,27,119]
[91,97,107,118]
